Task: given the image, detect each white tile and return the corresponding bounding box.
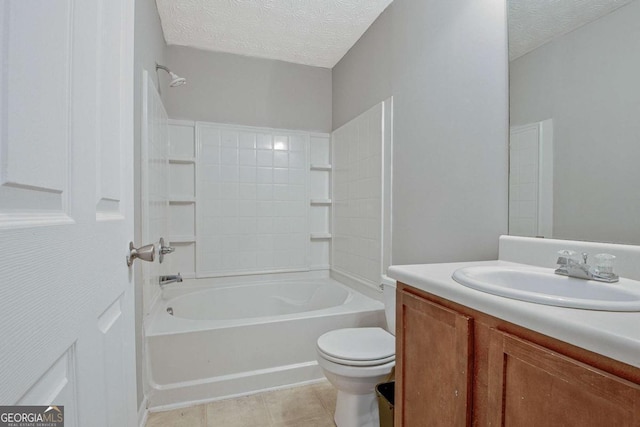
[257,184,273,200]
[220,235,240,252]
[169,203,195,237]
[221,131,239,147]
[273,168,289,184]
[169,125,195,158]
[221,252,239,270]
[238,200,256,217]
[256,251,274,268]
[256,133,273,150]
[239,166,257,183]
[220,202,238,218]
[239,184,257,200]
[221,147,238,165]
[257,150,273,166]
[219,218,239,234]
[220,183,239,200]
[200,164,220,182]
[273,185,289,201]
[273,217,291,233]
[170,163,195,198]
[289,169,306,185]
[257,167,273,184]
[239,132,256,149]
[239,149,257,166]
[290,135,306,152]
[273,151,289,167]
[238,218,257,235]
[273,136,289,151]
[256,201,274,217]
[220,165,239,183]
[168,243,196,276]
[257,218,274,234]
[198,127,220,147]
[289,152,305,168]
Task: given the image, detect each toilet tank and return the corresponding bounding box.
[382,281,397,335]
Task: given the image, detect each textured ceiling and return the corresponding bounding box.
[156,0,636,68]
[155,0,393,68]
[509,0,635,60]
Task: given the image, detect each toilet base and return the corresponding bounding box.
[334,389,380,427]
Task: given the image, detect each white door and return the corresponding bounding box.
[0,1,136,426]
[509,119,554,238]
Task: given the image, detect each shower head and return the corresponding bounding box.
[168,71,187,87]
[156,63,186,87]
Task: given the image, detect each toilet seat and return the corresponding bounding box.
[317,327,395,367]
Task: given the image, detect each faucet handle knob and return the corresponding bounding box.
[159,237,175,264]
[582,252,589,264]
[557,250,577,265]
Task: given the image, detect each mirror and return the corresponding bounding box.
[508,0,640,245]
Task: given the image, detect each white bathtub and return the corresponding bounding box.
[146,277,385,409]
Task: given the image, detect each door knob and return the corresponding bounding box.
[126,242,155,266]
[159,237,175,264]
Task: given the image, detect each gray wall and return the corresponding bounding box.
[133,0,166,410]
[333,0,509,264]
[164,46,333,133]
[332,7,393,130]
[510,0,640,244]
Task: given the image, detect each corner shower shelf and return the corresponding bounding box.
[310,199,332,205]
[168,236,196,244]
[310,164,332,171]
[310,233,332,240]
[169,198,195,204]
[169,157,196,164]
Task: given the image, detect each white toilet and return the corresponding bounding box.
[316,282,396,427]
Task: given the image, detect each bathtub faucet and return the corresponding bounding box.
[159,273,183,287]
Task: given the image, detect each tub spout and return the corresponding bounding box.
[159,273,183,287]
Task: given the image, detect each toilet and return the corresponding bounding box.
[316,282,396,427]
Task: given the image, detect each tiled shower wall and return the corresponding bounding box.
[165,121,330,278]
[141,71,170,314]
[332,100,392,290]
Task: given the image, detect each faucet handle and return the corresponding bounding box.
[582,252,589,264]
[557,250,578,265]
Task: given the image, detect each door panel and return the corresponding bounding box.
[396,290,473,427]
[0,0,136,426]
[488,329,640,426]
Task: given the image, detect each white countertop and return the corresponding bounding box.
[388,259,640,369]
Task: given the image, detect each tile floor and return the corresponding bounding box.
[146,381,337,427]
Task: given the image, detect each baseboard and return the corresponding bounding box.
[148,361,324,411]
[138,396,149,427]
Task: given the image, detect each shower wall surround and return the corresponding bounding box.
[141,71,170,315]
[331,99,392,291]
[166,121,331,278]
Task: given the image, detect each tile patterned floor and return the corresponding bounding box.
[146,381,337,427]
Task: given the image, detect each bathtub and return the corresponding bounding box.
[146,277,385,409]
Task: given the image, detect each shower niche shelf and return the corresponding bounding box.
[310,199,332,205]
[169,157,196,164]
[168,236,196,244]
[310,233,332,240]
[169,198,195,204]
[310,164,332,171]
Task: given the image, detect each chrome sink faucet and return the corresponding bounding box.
[159,273,183,287]
[555,251,618,283]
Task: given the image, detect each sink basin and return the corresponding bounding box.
[452,266,640,311]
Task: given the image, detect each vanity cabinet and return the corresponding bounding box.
[396,283,640,427]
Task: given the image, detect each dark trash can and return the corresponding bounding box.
[375,381,395,427]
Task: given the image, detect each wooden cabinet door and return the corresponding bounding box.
[396,291,473,427]
[488,329,640,427]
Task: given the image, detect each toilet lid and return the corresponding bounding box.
[317,327,395,363]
